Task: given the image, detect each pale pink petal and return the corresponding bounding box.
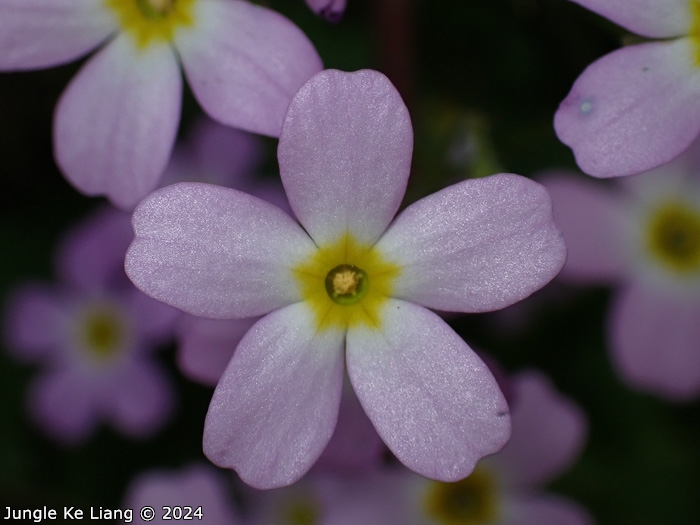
[28,368,97,444]
[540,171,628,283]
[55,207,133,291]
[176,316,257,386]
[108,359,175,438]
[126,183,316,319]
[0,0,116,70]
[346,299,510,481]
[278,69,413,246]
[306,0,347,22]
[502,494,595,525]
[3,285,69,361]
[203,303,345,489]
[554,39,700,177]
[569,0,690,38]
[175,0,322,137]
[376,174,566,313]
[54,34,182,209]
[489,370,588,489]
[123,464,240,525]
[610,284,700,400]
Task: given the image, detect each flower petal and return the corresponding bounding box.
[346,299,510,481]
[0,0,116,70]
[278,69,413,246]
[54,34,181,209]
[175,0,322,137]
[126,183,316,319]
[488,370,588,489]
[554,39,700,177]
[569,0,690,38]
[203,303,345,489]
[176,316,257,386]
[306,0,347,22]
[610,284,700,400]
[502,494,594,525]
[540,171,628,283]
[376,174,566,312]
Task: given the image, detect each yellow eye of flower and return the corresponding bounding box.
[690,0,700,65]
[293,233,399,331]
[79,308,125,360]
[105,0,196,48]
[424,468,499,525]
[645,201,700,274]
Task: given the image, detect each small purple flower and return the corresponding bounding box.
[306,0,346,22]
[0,0,322,208]
[3,207,178,444]
[543,142,700,400]
[122,464,240,525]
[125,69,566,488]
[554,0,700,177]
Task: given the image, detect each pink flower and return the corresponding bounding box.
[554,0,700,177]
[324,370,592,525]
[543,143,700,400]
[122,464,240,525]
[306,0,346,22]
[125,69,566,488]
[0,0,322,208]
[3,207,178,443]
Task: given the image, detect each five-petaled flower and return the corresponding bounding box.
[125,69,567,489]
[555,0,700,178]
[0,0,322,208]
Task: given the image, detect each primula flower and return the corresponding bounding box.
[3,207,178,443]
[123,464,240,525]
[328,370,592,525]
[554,0,700,177]
[125,69,566,488]
[0,0,322,208]
[543,143,700,400]
[306,0,346,22]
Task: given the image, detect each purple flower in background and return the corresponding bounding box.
[543,142,700,400]
[325,370,591,525]
[555,0,700,177]
[123,464,240,525]
[306,0,346,22]
[0,0,322,208]
[3,208,178,444]
[125,69,566,488]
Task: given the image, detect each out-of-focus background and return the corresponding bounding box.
[1,1,699,523]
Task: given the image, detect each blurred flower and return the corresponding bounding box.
[554,0,700,177]
[0,0,322,208]
[321,370,591,525]
[123,463,240,525]
[125,69,566,488]
[306,0,346,22]
[3,207,178,444]
[543,142,700,399]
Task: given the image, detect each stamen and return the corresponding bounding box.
[324,264,369,304]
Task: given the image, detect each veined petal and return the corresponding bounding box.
[126,183,317,319]
[555,39,700,178]
[346,299,510,481]
[175,0,322,137]
[610,284,700,400]
[279,69,413,246]
[0,0,117,70]
[569,0,690,38]
[54,34,181,209]
[541,171,629,283]
[376,174,566,313]
[203,303,345,489]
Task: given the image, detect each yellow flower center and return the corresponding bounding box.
[645,201,700,274]
[282,500,320,525]
[424,468,499,525]
[690,0,700,65]
[78,307,126,361]
[293,233,399,331]
[105,0,196,48]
